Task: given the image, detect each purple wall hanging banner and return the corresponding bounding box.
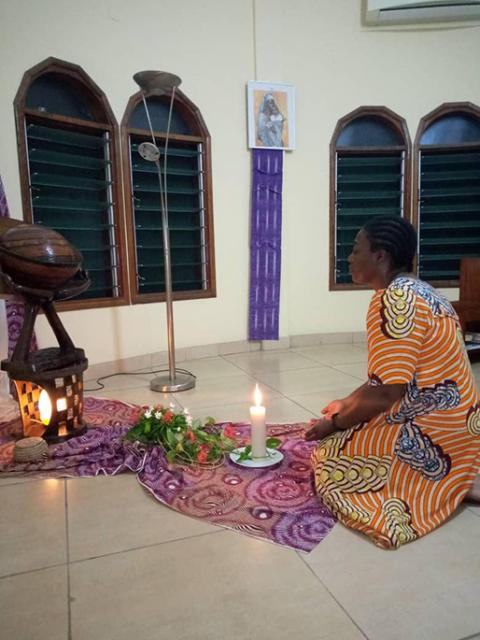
[0,176,38,358]
[248,149,283,341]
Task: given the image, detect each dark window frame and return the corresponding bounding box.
[121,89,216,305]
[329,106,412,291]
[413,101,480,288]
[14,57,129,311]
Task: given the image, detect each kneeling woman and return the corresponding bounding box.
[307,215,480,549]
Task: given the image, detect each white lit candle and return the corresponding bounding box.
[250,383,266,458]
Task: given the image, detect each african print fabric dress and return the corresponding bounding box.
[312,276,480,549]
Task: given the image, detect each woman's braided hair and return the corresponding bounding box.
[363,215,417,272]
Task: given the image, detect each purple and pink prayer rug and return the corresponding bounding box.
[0,396,336,552]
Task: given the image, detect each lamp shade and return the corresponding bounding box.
[138,142,160,162]
[133,70,182,95]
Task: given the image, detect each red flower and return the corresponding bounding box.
[186,430,196,442]
[197,444,210,463]
[163,410,174,423]
[223,423,237,439]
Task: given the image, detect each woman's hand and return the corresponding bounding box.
[305,397,347,440]
[305,418,336,441]
[321,398,346,419]
[311,384,406,436]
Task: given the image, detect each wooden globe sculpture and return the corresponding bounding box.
[0,220,90,443]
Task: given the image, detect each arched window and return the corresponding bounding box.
[330,107,411,289]
[413,102,480,286]
[121,89,215,304]
[14,57,127,309]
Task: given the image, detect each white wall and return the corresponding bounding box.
[281,0,480,336]
[0,0,478,364]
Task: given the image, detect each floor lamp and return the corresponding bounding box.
[133,70,196,392]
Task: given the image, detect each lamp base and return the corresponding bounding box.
[150,371,196,393]
[43,422,87,445]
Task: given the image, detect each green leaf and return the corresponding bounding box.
[221,437,236,451]
[195,430,210,443]
[236,445,252,462]
[165,428,177,448]
[266,437,281,449]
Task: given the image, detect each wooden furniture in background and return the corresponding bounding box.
[452,257,480,363]
[452,257,480,334]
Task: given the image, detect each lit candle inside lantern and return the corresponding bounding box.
[250,383,266,458]
[58,425,68,437]
[38,389,52,426]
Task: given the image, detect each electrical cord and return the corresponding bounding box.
[84,367,197,392]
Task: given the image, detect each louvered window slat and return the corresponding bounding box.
[26,119,120,300]
[335,151,405,284]
[418,148,480,282]
[129,135,207,295]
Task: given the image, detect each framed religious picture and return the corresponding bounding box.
[247,81,296,150]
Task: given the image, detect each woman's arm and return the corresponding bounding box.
[334,383,406,429]
[305,382,405,441]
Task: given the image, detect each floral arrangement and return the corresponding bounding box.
[125,404,237,466]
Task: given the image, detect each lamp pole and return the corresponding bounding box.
[133,71,196,392]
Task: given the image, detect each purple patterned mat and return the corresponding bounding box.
[0,397,336,552]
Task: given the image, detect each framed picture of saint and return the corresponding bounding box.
[247,81,295,150]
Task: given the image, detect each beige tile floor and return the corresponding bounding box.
[1,346,480,640]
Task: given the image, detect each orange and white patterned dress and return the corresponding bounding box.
[312,276,480,548]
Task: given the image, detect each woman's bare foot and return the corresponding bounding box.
[465,474,480,503]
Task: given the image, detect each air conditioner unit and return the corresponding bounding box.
[365,0,480,25]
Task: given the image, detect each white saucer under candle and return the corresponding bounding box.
[250,383,266,458]
[230,447,284,468]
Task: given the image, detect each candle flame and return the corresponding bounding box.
[254,383,263,407]
[38,389,52,426]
